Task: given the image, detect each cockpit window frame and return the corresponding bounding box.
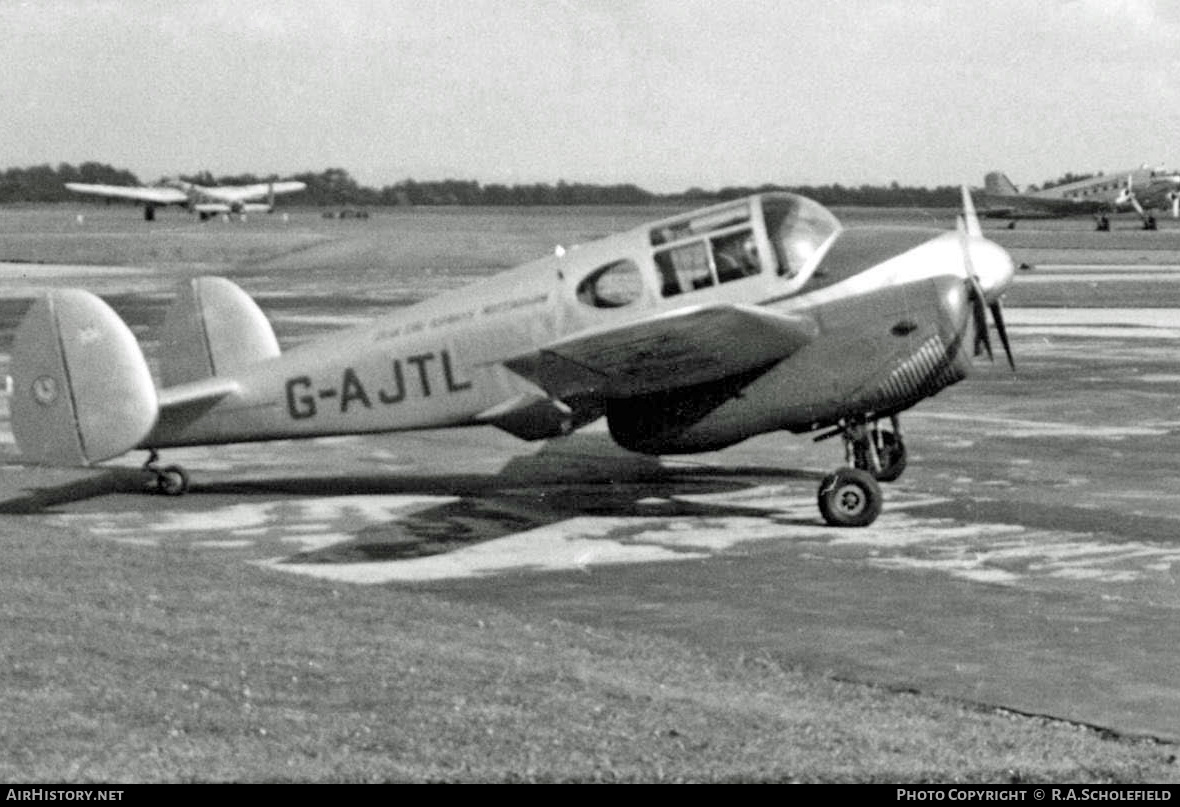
[575,257,645,309]
[649,199,754,247]
[755,193,842,282]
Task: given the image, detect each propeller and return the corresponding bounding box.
[989,299,1013,369]
[1117,174,1151,220]
[958,186,1015,370]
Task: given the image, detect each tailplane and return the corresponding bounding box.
[984,172,1020,196]
[10,290,157,465]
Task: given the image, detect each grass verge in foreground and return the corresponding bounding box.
[0,523,1175,783]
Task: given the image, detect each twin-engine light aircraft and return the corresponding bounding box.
[65,178,307,221]
[8,189,1015,527]
[981,166,1180,230]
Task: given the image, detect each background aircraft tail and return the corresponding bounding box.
[984,172,1020,196]
[9,290,157,465]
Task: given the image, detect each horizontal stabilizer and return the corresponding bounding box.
[157,375,240,411]
[505,303,817,398]
[192,203,233,214]
[10,290,157,466]
[159,276,280,388]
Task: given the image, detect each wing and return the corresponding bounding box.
[64,183,189,205]
[205,181,307,202]
[1134,180,1180,210]
[978,194,1106,219]
[504,303,817,398]
[267,181,307,195]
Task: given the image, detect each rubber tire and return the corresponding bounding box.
[156,465,189,496]
[817,467,882,527]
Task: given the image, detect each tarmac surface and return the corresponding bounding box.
[1,206,1178,742]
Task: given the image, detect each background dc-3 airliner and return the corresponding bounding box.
[981,164,1180,230]
[65,178,307,221]
[8,188,1014,527]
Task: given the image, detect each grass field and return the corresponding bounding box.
[1,203,1178,782]
[2,521,1176,783]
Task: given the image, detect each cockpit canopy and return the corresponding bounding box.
[572,192,843,310]
[758,193,842,279]
[648,193,840,298]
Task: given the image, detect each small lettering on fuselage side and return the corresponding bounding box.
[284,348,472,420]
[372,296,548,342]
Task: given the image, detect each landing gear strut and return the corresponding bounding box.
[814,415,908,527]
[142,449,189,496]
[843,415,907,483]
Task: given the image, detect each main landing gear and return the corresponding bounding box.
[142,449,189,496]
[815,415,907,527]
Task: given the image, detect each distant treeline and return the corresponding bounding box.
[0,163,139,202]
[3,162,1036,208]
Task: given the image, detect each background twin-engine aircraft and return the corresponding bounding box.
[65,178,307,221]
[981,164,1180,229]
[8,188,1015,527]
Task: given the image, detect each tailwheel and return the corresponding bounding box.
[817,467,882,527]
[142,450,190,496]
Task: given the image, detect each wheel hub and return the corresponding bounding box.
[835,485,866,516]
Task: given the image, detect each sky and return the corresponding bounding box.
[3,0,1180,192]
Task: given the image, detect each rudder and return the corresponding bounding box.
[984,172,1019,196]
[159,276,280,388]
[10,290,157,465]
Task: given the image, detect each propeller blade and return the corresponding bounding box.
[989,299,1015,370]
[960,186,981,237]
[1129,192,1146,219]
[969,277,992,361]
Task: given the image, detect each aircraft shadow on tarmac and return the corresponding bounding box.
[0,433,825,563]
[212,439,822,566]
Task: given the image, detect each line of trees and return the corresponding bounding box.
[2,162,967,207]
[0,163,139,202]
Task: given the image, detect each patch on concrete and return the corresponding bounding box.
[44,485,1180,592]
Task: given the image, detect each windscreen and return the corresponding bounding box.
[760,194,841,277]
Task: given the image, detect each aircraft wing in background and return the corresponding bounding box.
[194,181,307,203]
[63,183,189,205]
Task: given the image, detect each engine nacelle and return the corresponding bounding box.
[605,366,770,455]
